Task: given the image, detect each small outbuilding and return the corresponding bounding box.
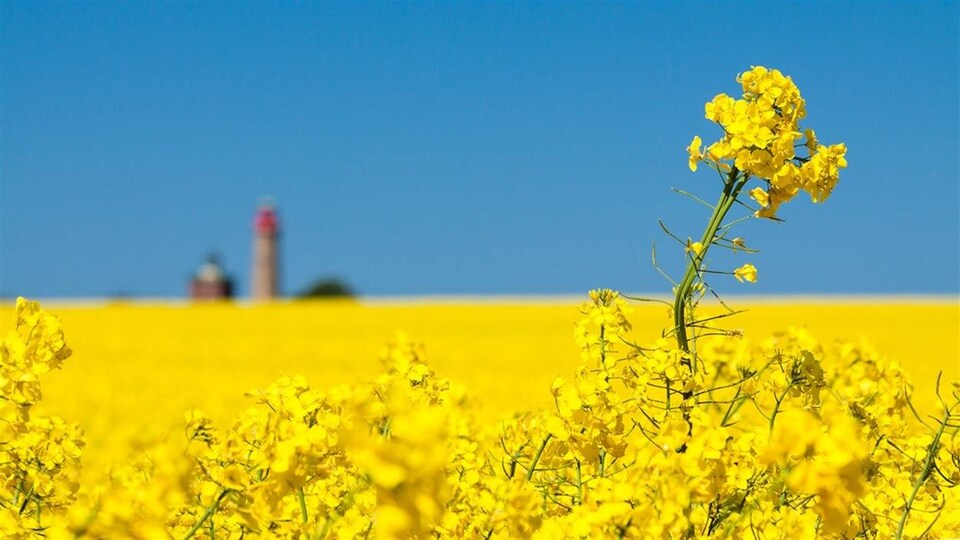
[188,255,234,300]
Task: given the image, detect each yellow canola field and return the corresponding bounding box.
[1,298,957,479]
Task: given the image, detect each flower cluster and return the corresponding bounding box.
[0,298,84,537]
[687,66,848,218]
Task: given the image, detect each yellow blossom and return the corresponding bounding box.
[687,135,703,171]
[686,240,704,257]
[734,263,758,283]
[749,187,770,208]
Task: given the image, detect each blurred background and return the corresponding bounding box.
[2,2,958,300]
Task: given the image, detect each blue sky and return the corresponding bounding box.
[2,2,958,298]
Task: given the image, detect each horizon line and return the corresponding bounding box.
[1,293,957,309]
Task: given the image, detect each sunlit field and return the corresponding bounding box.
[2,298,956,479]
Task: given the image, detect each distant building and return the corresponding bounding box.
[251,201,280,300]
[189,255,234,300]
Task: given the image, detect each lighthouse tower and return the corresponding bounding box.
[251,201,280,300]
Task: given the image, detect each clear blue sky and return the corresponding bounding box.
[2,2,958,298]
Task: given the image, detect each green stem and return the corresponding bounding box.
[720,386,742,426]
[665,378,672,410]
[599,324,606,367]
[768,383,794,432]
[526,434,553,481]
[298,487,309,524]
[182,489,230,540]
[575,460,583,505]
[673,167,748,365]
[895,405,954,540]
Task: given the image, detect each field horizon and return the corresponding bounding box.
[3,293,958,308]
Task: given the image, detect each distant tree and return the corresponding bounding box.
[298,277,356,298]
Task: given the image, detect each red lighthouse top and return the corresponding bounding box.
[254,204,279,235]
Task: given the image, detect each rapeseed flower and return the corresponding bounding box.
[734,263,758,283]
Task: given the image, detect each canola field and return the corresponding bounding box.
[4,66,959,538]
[2,295,958,539]
[2,298,956,476]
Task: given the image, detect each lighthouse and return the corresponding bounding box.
[251,200,280,300]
